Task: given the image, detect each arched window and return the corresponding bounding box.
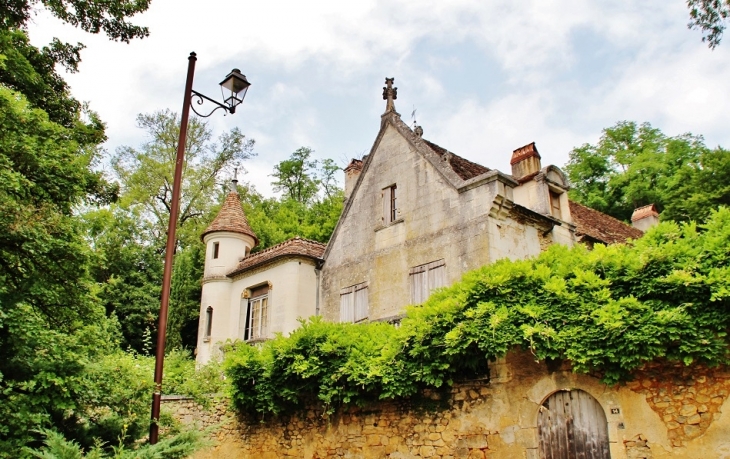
[538,389,610,458]
[204,306,213,340]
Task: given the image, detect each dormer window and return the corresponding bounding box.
[213,242,220,259]
[382,184,398,224]
[549,190,562,219]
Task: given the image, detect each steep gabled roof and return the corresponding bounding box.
[422,139,490,180]
[228,237,326,278]
[201,190,258,246]
[322,112,515,260]
[569,200,643,244]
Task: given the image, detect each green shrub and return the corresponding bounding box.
[25,428,208,459]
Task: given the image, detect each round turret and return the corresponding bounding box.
[201,181,258,279]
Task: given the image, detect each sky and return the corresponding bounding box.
[27,0,730,197]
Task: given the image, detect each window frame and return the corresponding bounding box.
[204,306,213,341]
[382,184,400,225]
[549,189,562,219]
[246,294,269,341]
[213,241,220,259]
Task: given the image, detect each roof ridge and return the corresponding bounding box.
[249,236,326,258]
[228,236,326,278]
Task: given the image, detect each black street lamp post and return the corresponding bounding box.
[149,51,250,444]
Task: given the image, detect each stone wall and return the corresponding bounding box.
[626,361,730,448]
[163,351,730,459]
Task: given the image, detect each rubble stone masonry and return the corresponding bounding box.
[164,351,730,458]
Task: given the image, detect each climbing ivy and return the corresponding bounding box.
[225,208,730,417]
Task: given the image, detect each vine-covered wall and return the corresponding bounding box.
[165,350,730,459]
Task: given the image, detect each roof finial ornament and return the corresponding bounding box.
[382,77,397,113]
[231,166,239,192]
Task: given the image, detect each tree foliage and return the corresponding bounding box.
[83,207,162,354]
[271,147,320,204]
[112,110,256,247]
[565,121,729,223]
[1,0,150,43]
[226,208,730,417]
[0,1,160,454]
[687,0,730,48]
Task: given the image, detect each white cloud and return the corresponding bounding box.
[24,0,730,197]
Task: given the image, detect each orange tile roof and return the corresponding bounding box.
[569,200,643,244]
[201,191,258,245]
[228,237,326,278]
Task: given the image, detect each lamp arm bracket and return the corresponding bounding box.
[190,90,232,118]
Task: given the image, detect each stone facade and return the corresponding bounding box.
[165,350,730,459]
[196,87,643,364]
[320,113,576,324]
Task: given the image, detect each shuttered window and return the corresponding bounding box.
[340,282,369,323]
[410,259,446,304]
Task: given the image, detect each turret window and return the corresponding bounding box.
[213,242,220,259]
[204,306,213,341]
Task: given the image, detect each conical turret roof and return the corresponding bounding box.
[201,190,258,246]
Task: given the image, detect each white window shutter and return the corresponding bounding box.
[340,288,354,323]
[354,285,368,321]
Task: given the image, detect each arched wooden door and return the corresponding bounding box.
[538,389,610,459]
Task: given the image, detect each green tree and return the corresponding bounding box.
[687,0,730,48]
[1,0,150,127]
[1,1,153,453]
[271,147,320,204]
[237,153,343,251]
[83,207,162,354]
[166,244,205,352]
[662,147,730,222]
[565,121,726,223]
[112,110,256,248]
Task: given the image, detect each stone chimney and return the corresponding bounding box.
[343,157,365,200]
[511,142,542,180]
[631,204,659,231]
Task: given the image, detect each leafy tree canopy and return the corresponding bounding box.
[688,0,730,48]
[111,109,256,248]
[225,208,730,417]
[565,121,729,223]
[271,147,321,204]
[238,149,343,250]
